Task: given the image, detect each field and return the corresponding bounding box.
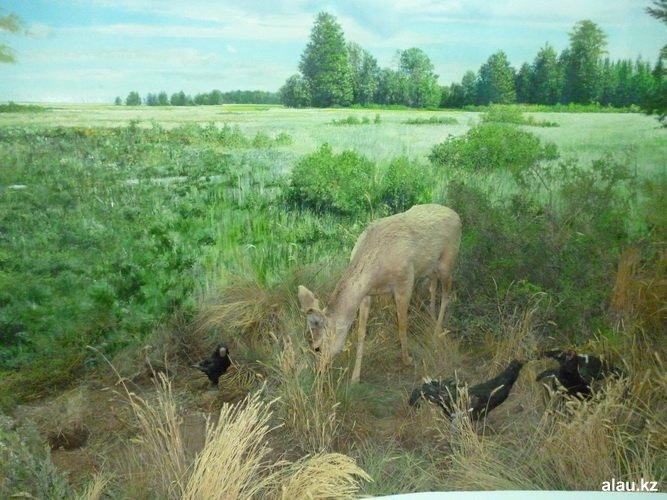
[1,104,665,498]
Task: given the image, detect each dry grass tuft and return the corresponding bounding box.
[124,374,189,498]
[445,370,666,491]
[183,391,278,500]
[277,452,372,499]
[197,274,287,340]
[273,334,345,453]
[76,473,111,500]
[611,247,666,333]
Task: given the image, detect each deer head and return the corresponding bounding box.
[297,285,348,357]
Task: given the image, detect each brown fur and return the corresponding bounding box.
[298,204,461,383]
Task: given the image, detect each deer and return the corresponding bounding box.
[297,203,461,383]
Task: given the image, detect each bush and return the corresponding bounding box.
[429,123,559,177]
[331,115,376,126]
[481,105,558,127]
[378,157,431,213]
[0,416,72,498]
[287,144,376,215]
[444,154,638,337]
[0,102,45,113]
[403,115,458,125]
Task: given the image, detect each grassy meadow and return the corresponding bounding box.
[0,104,665,498]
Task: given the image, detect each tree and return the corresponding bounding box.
[125,91,141,106]
[208,89,223,105]
[145,93,158,106]
[170,91,186,106]
[299,12,354,107]
[647,0,667,23]
[157,91,169,106]
[460,70,477,106]
[440,83,465,108]
[280,74,311,107]
[515,63,533,103]
[375,68,409,105]
[476,51,516,104]
[398,47,441,107]
[644,1,667,123]
[347,42,380,105]
[114,96,122,106]
[563,20,607,103]
[0,11,22,63]
[530,44,562,104]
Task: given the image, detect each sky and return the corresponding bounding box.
[1,0,665,103]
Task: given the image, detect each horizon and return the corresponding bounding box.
[1,0,665,103]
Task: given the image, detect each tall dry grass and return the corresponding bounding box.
[124,374,189,499]
[118,369,369,499]
[183,391,278,499]
[273,334,345,453]
[277,453,372,499]
[445,371,666,490]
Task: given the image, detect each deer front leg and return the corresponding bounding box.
[394,285,413,366]
[351,295,371,384]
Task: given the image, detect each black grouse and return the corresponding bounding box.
[536,348,623,398]
[409,360,525,420]
[193,343,232,385]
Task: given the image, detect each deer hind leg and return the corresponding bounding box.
[435,250,457,336]
[351,295,371,384]
[434,275,452,336]
[394,273,414,366]
[429,278,438,319]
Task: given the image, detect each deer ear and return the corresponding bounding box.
[297,285,319,312]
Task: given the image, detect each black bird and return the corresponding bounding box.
[409,360,525,420]
[536,349,623,398]
[193,343,232,385]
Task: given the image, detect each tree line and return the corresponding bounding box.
[280,12,665,111]
[115,89,280,106]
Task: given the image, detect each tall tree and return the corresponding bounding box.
[563,20,607,103]
[460,70,477,106]
[347,42,380,105]
[476,51,516,104]
[645,0,667,123]
[398,47,441,107]
[375,67,409,105]
[0,11,23,63]
[299,12,353,107]
[208,89,223,105]
[157,91,169,106]
[280,74,312,108]
[515,63,533,103]
[125,91,141,106]
[531,44,563,104]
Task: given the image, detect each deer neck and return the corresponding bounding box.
[326,271,370,350]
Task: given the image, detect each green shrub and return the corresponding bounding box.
[481,105,558,127]
[287,144,376,215]
[378,157,431,213]
[429,123,559,177]
[0,102,46,113]
[444,154,638,338]
[0,416,72,498]
[403,115,458,125]
[330,115,377,126]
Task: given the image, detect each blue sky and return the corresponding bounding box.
[1,0,665,102]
